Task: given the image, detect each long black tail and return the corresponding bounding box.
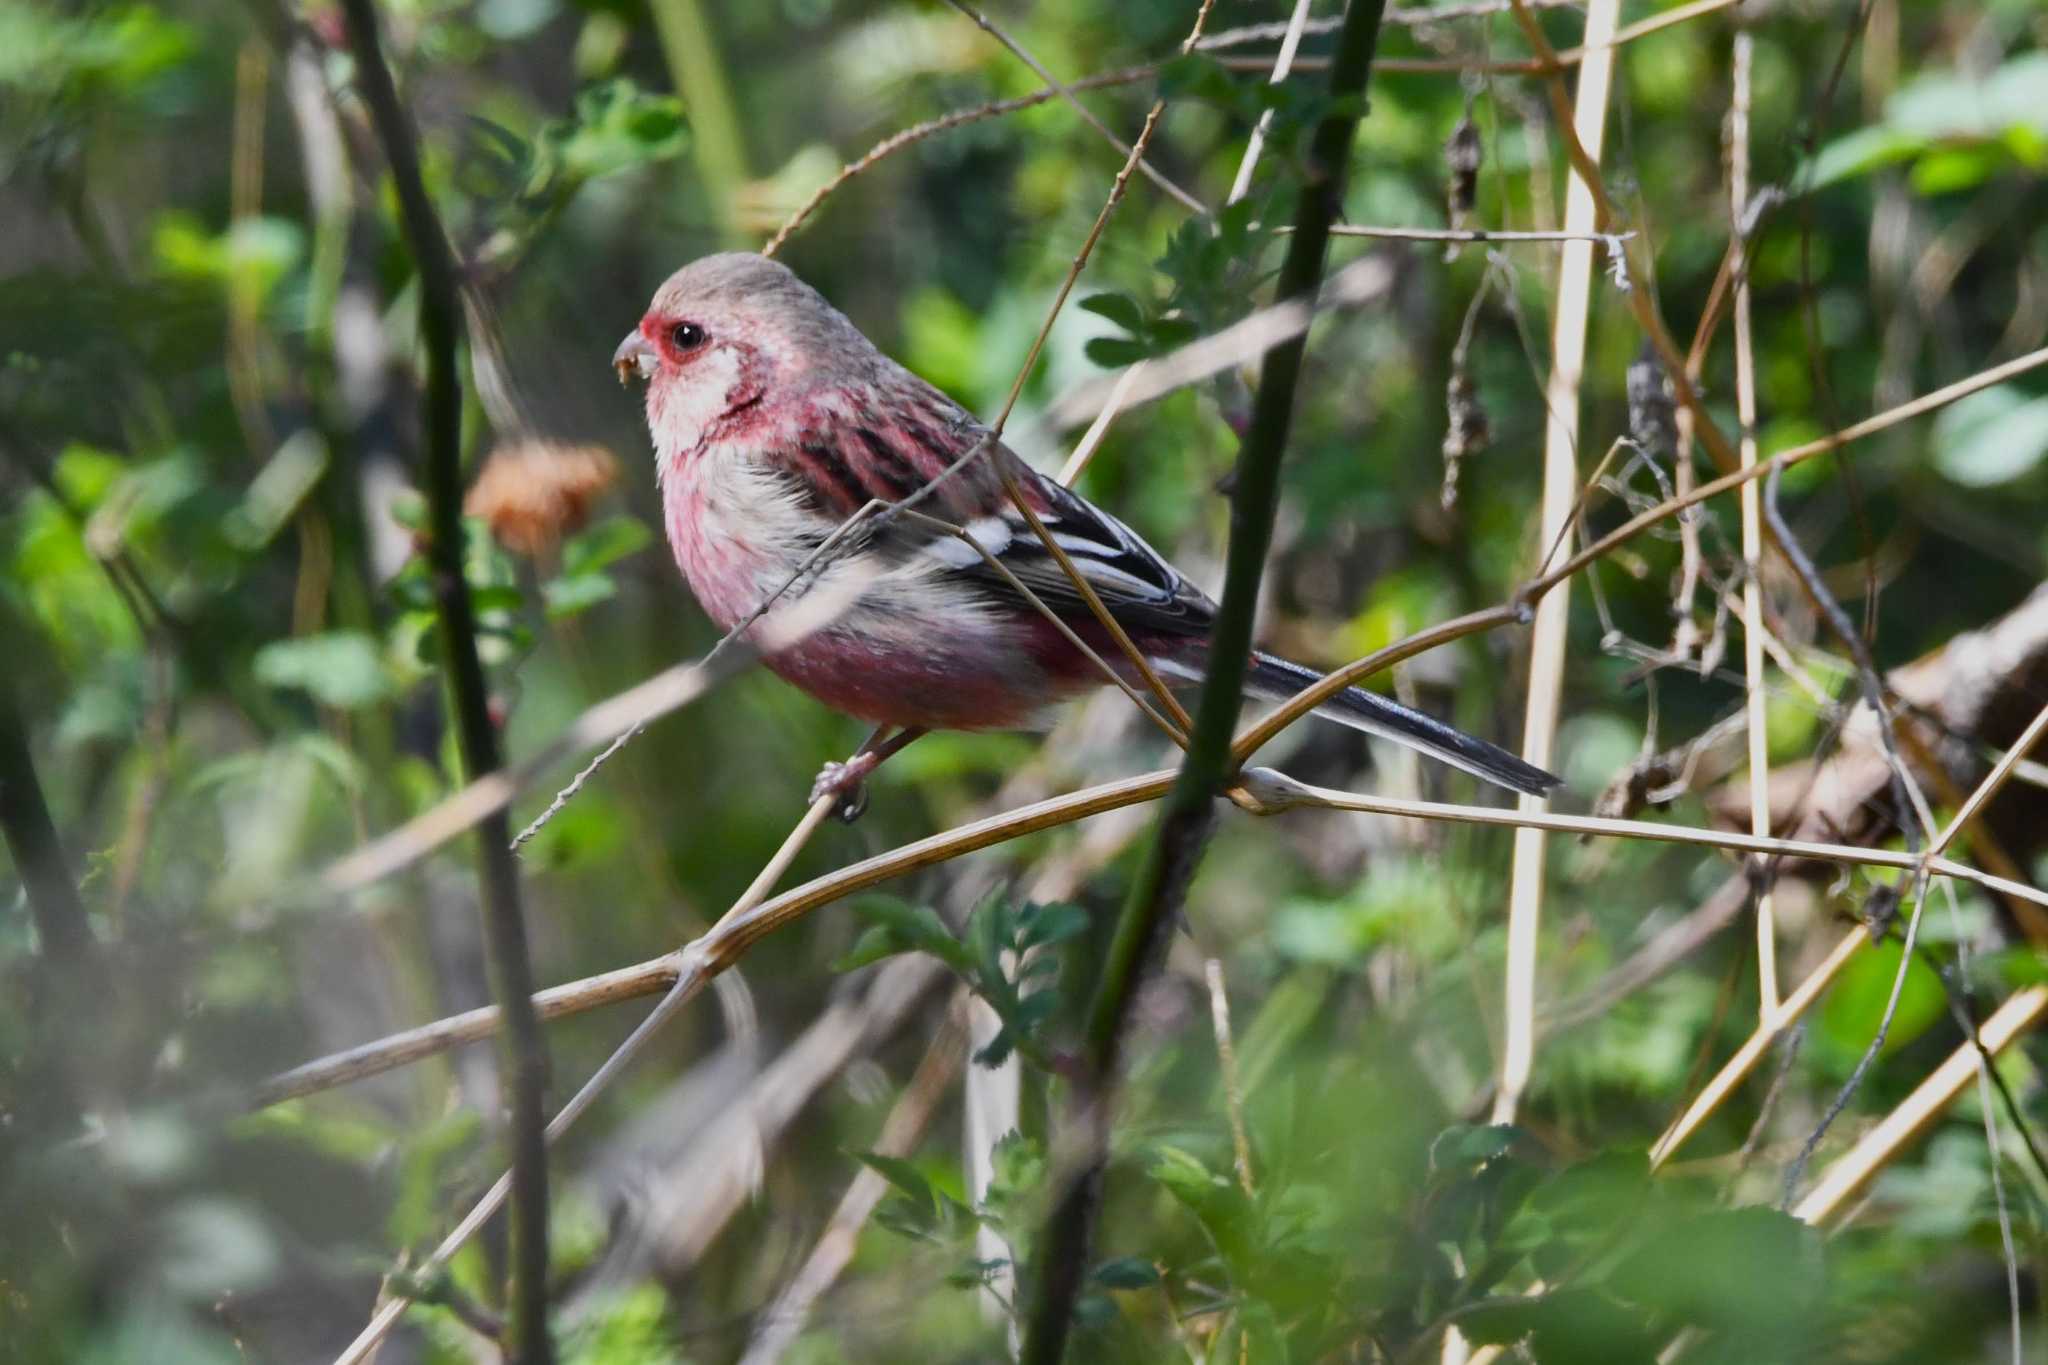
[1244,652,1560,797]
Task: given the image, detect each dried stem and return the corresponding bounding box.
[1729,32,1779,1016]
[334,2,551,1358]
[1206,959,1257,1196]
[1217,0,1741,76]
[264,766,2043,1114]
[1224,0,1315,205]
[1492,0,1620,1125]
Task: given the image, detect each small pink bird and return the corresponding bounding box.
[614,253,1557,812]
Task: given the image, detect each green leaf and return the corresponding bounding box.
[852,1151,935,1212]
[470,584,525,614]
[1817,935,1946,1071]
[1606,1207,1824,1334]
[848,895,969,970]
[1078,292,1145,332]
[1091,1256,1160,1289]
[1430,1124,1522,1171]
[1147,1144,1256,1273]
[1016,901,1089,952]
[1156,53,1241,105]
[1146,316,1198,350]
[944,1258,1011,1291]
[543,572,618,619]
[252,632,396,709]
[388,489,429,533]
[1084,335,1149,369]
[562,513,654,577]
[1462,1288,1660,1365]
[972,1025,1020,1069]
[831,924,908,973]
[532,77,691,196]
[1933,384,2048,488]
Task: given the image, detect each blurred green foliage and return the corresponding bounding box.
[4,0,2048,1361]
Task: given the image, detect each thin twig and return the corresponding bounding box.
[1205,959,1257,1196]
[1042,253,1398,433]
[1652,700,2048,1171]
[1649,927,1865,1169]
[331,576,867,882]
[1326,224,1635,244]
[336,1,550,1357]
[1794,986,2048,1226]
[944,0,1208,215]
[759,66,1157,258]
[1195,0,1580,48]
[1527,347,2048,615]
[1215,0,1741,76]
[1779,873,1932,1208]
[985,85,1198,737]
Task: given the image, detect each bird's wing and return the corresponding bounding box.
[928,469,1216,638]
[775,390,1215,638]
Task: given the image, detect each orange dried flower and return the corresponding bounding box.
[465,440,620,556]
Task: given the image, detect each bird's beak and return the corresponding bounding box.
[612,331,658,386]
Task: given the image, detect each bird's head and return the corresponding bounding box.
[615,253,868,458]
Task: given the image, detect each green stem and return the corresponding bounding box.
[335,4,554,1361]
[1018,2,1391,1360]
[647,0,750,246]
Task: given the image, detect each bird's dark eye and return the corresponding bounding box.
[669,321,706,351]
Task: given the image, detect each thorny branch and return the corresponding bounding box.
[1019,3,1387,1357]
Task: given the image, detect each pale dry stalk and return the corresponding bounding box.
[1729,31,1779,1015]
[1492,0,1622,1127]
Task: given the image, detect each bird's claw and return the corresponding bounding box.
[810,755,877,823]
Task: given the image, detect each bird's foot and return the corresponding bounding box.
[810,752,880,823]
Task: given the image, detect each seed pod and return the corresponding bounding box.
[465,440,621,556]
[1444,113,1482,226]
